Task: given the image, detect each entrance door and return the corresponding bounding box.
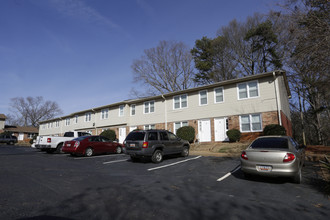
[214,118,228,141]
[119,127,126,144]
[18,133,24,141]
[198,119,211,142]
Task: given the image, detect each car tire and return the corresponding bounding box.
[293,168,302,184]
[8,141,14,145]
[55,143,63,154]
[85,147,93,157]
[151,150,163,163]
[70,153,76,157]
[181,146,189,157]
[116,146,122,154]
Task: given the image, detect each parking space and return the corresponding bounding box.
[1,145,329,220]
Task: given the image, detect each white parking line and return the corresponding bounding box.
[217,165,241,182]
[148,156,202,171]
[74,154,121,160]
[103,159,127,164]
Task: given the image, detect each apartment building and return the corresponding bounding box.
[39,70,292,143]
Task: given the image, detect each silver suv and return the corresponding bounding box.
[124,130,190,163]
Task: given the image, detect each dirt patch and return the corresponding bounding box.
[190,142,250,157]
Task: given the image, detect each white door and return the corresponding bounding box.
[119,127,126,144]
[214,118,228,141]
[130,126,137,132]
[198,119,211,142]
[18,133,24,141]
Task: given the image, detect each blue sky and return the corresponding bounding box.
[0,0,280,117]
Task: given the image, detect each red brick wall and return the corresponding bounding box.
[281,111,292,137]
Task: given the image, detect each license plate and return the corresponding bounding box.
[129,144,135,147]
[257,165,272,172]
[67,144,71,147]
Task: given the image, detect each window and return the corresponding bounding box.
[240,114,262,132]
[148,132,158,141]
[238,81,259,99]
[174,121,188,134]
[214,87,224,103]
[144,124,155,130]
[101,109,108,119]
[131,104,136,116]
[85,112,91,122]
[74,115,78,124]
[159,132,169,141]
[119,105,124,117]
[173,94,188,109]
[55,121,60,128]
[144,101,155,114]
[65,118,70,126]
[199,90,208,105]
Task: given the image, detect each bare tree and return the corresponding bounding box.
[8,96,63,127]
[131,40,195,95]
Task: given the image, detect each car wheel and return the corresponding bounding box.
[8,141,14,145]
[85,147,93,157]
[181,146,189,157]
[55,143,63,154]
[151,150,163,163]
[293,168,302,184]
[116,146,122,154]
[70,153,76,157]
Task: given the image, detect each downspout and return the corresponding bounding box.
[162,95,167,130]
[273,72,282,126]
[92,109,97,135]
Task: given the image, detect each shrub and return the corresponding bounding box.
[226,129,241,142]
[176,126,195,143]
[263,124,286,136]
[100,129,116,141]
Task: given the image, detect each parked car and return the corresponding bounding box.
[240,136,306,183]
[35,131,91,153]
[62,135,124,157]
[124,129,190,163]
[0,135,18,145]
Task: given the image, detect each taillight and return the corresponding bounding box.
[142,142,149,148]
[283,153,295,162]
[47,138,51,143]
[74,141,80,148]
[241,151,248,160]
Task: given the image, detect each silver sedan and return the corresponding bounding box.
[240,136,305,183]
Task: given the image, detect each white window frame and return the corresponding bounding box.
[144,101,155,114]
[144,124,155,130]
[174,121,188,134]
[85,112,92,122]
[239,114,262,132]
[237,80,259,100]
[101,109,109,120]
[214,87,224,103]
[199,90,208,106]
[173,94,188,110]
[74,115,78,124]
[65,118,70,126]
[119,105,124,117]
[131,104,136,116]
[55,121,59,128]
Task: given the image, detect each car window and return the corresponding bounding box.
[64,132,74,137]
[160,132,169,141]
[88,136,100,142]
[125,132,145,141]
[74,136,87,141]
[100,136,110,142]
[168,132,178,141]
[250,137,288,149]
[290,138,299,150]
[148,132,158,141]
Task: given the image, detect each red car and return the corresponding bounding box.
[62,135,123,157]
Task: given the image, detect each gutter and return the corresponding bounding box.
[273,72,282,126]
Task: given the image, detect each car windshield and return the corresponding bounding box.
[125,132,145,141]
[73,136,87,141]
[250,137,288,149]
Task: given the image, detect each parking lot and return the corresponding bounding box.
[0,145,329,220]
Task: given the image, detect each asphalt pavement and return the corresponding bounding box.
[0,145,329,220]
